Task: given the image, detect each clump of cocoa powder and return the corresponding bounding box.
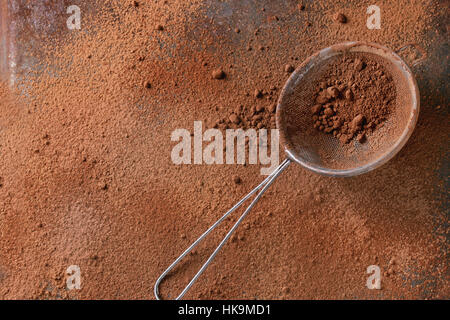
[213,86,278,131]
[311,54,396,144]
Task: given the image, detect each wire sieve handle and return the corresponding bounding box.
[154,158,291,300]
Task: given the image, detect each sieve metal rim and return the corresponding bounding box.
[276,41,420,177]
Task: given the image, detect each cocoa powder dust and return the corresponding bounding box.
[0,0,448,300]
[311,53,396,145]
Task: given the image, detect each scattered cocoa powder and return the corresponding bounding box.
[335,13,347,24]
[254,89,263,99]
[284,64,295,73]
[212,69,226,79]
[143,80,151,89]
[229,113,240,124]
[0,0,447,301]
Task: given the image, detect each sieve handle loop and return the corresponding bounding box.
[154,158,291,300]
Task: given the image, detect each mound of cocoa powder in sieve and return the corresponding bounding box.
[311,54,396,144]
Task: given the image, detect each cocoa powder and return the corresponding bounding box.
[0,0,447,300]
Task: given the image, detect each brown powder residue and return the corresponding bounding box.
[311,53,396,144]
[0,0,448,300]
[216,99,277,131]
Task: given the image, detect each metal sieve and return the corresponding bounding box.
[154,41,420,299]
